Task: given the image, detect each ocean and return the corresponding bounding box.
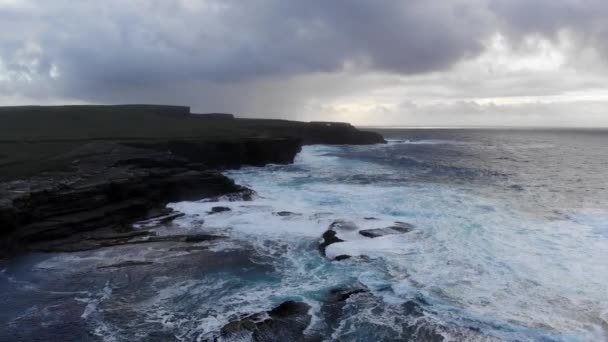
[1,129,607,341]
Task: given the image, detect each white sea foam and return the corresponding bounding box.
[387,139,473,145]
[166,145,608,340]
[10,142,605,341]
[79,281,112,319]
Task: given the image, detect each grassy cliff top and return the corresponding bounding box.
[0,105,383,180]
[0,104,321,141]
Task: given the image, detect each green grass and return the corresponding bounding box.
[0,105,313,141]
[0,105,323,180]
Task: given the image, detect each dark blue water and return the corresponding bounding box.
[1,129,607,341]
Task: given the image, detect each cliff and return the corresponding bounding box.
[0,105,385,257]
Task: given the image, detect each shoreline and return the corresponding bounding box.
[0,104,385,258]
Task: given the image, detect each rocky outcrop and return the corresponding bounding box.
[0,105,386,258]
[321,287,370,332]
[359,222,415,238]
[0,167,240,256]
[318,220,359,257]
[169,138,303,167]
[274,211,301,217]
[319,230,344,257]
[125,137,303,168]
[328,220,358,231]
[209,206,231,214]
[220,301,312,342]
[298,122,385,145]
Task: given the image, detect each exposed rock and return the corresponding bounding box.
[220,301,312,342]
[359,222,415,238]
[29,233,225,253]
[0,105,385,258]
[97,260,155,269]
[136,212,186,227]
[86,230,156,241]
[399,301,445,342]
[319,230,344,257]
[304,122,385,145]
[0,163,248,257]
[274,211,301,217]
[209,206,231,214]
[164,138,303,168]
[319,220,360,258]
[334,255,351,261]
[321,287,371,332]
[319,287,445,341]
[328,220,358,231]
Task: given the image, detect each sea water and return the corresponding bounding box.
[1,129,607,341]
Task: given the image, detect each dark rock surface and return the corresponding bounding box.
[0,105,385,258]
[328,220,359,231]
[318,287,446,341]
[303,122,385,145]
[318,230,344,257]
[220,301,312,342]
[318,220,359,258]
[209,206,231,214]
[359,222,415,238]
[321,287,370,331]
[166,138,303,168]
[97,260,155,269]
[0,153,246,257]
[334,255,351,261]
[274,211,301,217]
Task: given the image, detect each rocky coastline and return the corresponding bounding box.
[0,105,385,258]
[0,105,398,341]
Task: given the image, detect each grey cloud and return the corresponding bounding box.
[1,0,493,97]
[1,0,607,127]
[490,0,608,57]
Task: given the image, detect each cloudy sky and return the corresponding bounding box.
[1,0,607,126]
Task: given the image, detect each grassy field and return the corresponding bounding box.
[0,105,352,180]
[0,105,302,141]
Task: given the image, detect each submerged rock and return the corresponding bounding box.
[321,287,371,333]
[359,222,414,238]
[274,211,301,217]
[209,206,231,214]
[220,301,312,342]
[97,260,155,269]
[328,220,358,231]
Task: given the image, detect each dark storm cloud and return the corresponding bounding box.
[1,0,492,95]
[0,0,607,116]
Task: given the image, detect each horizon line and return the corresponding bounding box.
[357,125,608,130]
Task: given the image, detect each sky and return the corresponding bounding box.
[0,0,607,127]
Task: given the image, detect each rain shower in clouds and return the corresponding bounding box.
[1,0,607,126]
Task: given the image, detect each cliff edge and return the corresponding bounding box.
[0,105,385,257]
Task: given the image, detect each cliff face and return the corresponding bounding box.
[0,105,385,257]
[0,139,299,257]
[127,137,303,168]
[300,122,385,145]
